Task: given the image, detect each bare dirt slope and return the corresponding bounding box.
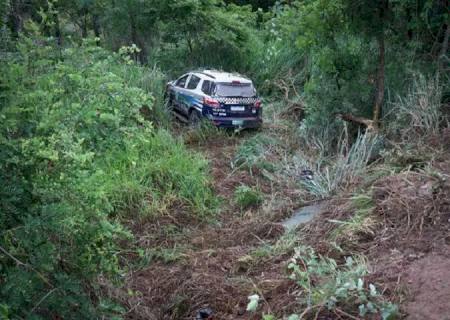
[123,136,299,320]
[122,131,450,320]
[405,254,450,320]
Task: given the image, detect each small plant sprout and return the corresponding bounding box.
[234,185,263,209]
[246,294,260,312]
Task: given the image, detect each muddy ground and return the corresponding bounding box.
[121,129,450,320]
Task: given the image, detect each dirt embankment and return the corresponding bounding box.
[122,131,450,320]
[123,137,299,320]
[300,157,450,319]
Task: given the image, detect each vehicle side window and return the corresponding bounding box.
[187,75,201,90]
[175,75,189,88]
[202,80,215,95]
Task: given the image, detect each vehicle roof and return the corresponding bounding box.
[192,69,252,84]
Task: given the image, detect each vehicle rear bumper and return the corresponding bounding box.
[209,116,262,128]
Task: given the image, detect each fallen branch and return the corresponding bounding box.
[336,113,377,131]
[0,245,53,287]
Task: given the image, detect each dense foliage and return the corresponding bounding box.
[0,34,215,318]
[1,0,448,318]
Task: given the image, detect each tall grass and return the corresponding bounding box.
[93,129,217,218]
[233,133,279,173]
[291,131,380,199]
[386,75,442,141]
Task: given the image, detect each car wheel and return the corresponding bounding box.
[188,109,201,128]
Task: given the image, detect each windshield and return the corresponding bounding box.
[215,83,256,97]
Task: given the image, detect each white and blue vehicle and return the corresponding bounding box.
[165,70,262,129]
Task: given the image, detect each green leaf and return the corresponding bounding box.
[246,294,260,312]
[381,303,399,320]
[369,283,377,297]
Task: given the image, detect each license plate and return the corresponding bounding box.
[231,106,245,111]
[232,120,244,126]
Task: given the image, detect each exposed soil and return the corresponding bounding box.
[122,128,450,320]
[123,135,300,320]
[299,157,450,319]
[404,253,450,320]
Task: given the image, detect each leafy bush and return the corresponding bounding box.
[233,133,278,173]
[287,246,397,319]
[150,2,260,76]
[234,185,263,209]
[248,245,397,319]
[0,37,215,319]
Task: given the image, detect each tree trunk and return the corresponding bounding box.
[53,11,62,46]
[81,11,88,38]
[92,13,101,45]
[372,0,387,128]
[438,23,449,75]
[130,15,147,64]
[8,0,23,36]
[372,33,385,128]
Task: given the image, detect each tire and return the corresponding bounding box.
[188,109,201,128]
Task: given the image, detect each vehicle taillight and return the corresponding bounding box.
[254,99,262,108]
[203,97,220,108]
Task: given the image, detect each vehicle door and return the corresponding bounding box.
[184,75,203,114]
[172,74,190,113]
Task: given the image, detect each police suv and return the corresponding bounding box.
[165,70,262,129]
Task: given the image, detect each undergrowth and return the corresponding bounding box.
[233,133,279,174]
[291,131,381,199]
[0,36,216,318]
[286,246,398,319]
[249,246,398,320]
[234,185,263,209]
[329,193,377,249]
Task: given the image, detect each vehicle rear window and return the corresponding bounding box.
[187,75,201,89]
[216,83,255,97]
[201,80,215,95]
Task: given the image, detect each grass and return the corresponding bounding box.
[234,185,263,209]
[232,133,279,174]
[386,74,442,142]
[329,193,377,247]
[91,129,218,219]
[291,131,381,199]
[140,245,190,265]
[183,119,229,145]
[250,230,300,261]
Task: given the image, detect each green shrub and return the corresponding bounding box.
[248,246,397,319]
[0,36,215,319]
[234,185,263,209]
[233,134,278,173]
[287,246,398,319]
